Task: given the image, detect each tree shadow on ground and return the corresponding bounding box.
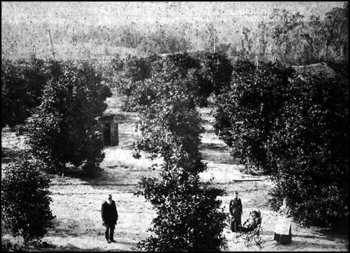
[199,142,228,151]
[262,237,348,251]
[112,239,138,247]
[49,228,81,238]
[260,228,349,251]
[47,219,82,238]
[49,165,103,182]
[35,244,127,252]
[200,144,237,164]
[316,227,349,241]
[289,238,348,250]
[294,234,326,239]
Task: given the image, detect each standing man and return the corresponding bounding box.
[101,194,119,243]
[229,191,243,232]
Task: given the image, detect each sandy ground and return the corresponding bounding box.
[1,94,349,251]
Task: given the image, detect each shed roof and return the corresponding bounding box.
[292,62,336,79]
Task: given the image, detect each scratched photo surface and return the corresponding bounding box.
[1,2,348,252]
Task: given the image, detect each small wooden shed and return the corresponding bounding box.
[98,113,119,146]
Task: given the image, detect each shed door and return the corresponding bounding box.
[104,123,111,146]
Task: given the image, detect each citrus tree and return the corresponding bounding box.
[25,61,112,176]
[268,69,349,227]
[133,57,228,251]
[1,155,55,248]
[1,58,54,129]
[214,59,293,173]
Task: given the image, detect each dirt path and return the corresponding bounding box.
[29,164,347,252]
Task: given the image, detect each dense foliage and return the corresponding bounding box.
[268,69,349,227]
[109,52,233,110]
[1,57,58,129]
[2,59,28,128]
[24,61,112,176]
[214,59,293,173]
[1,239,27,252]
[133,56,228,251]
[1,156,55,247]
[107,54,153,94]
[214,59,349,227]
[196,52,233,97]
[106,54,158,111]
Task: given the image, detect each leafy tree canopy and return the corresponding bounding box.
[24,60,112,176]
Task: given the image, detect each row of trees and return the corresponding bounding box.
[114,50,348,232]
[114,53,230,250]
[106,51,232,110]
[214,59,349,227]
[2,58,112,248]
[1,21,194,60]
[237,3,349,65]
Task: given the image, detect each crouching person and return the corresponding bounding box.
[101,194,119,243]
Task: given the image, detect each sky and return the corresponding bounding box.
[2,2,346,27]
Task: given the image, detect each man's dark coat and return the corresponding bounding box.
[101,200,118,227]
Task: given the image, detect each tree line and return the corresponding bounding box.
[2,3,348,65]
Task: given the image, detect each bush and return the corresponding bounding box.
[134,55,228,251]
[137,163,228,252]
[1,156,55,248]
[1,239,27,252]
[24,61,112,176]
